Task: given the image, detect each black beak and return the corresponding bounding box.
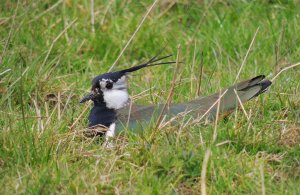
[80,92,94,103]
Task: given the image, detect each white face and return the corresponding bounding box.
[99,76,129,109]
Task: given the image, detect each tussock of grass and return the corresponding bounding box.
[1,0,299,194]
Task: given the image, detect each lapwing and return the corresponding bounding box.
[80,51,272,141]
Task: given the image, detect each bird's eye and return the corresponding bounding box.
[106,81,113,89]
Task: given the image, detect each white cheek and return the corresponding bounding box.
[103,90,129,109]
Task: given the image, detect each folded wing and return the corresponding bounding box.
[116,75,272,130]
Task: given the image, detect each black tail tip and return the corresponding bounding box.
[261,80,272,92]
[254,79,272,97]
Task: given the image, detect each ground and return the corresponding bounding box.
[0,0,299,194]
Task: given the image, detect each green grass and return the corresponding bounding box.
[1,0,300,194]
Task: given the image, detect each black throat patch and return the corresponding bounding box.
[88,103,117,128]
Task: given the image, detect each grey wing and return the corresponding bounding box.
[115,75,271,132]
[115,103,190,132]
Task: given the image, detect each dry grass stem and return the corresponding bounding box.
[90,0,95,33]
[191,1,214,41]
[196,52,204,96]
[126,100,133,129]
[32,98,44,133]
[44,102,49,118]
[100,1,114,25]
[131,88,153,101]
[58,92,61,121]
[2,0,19,58]
[0,69,11,76]
[150,44,181,141]
[274,26,285,67]
[158,109,193,130]
[235,27,259,83]
[200,149,211,195]
[40,18,77,72]
[158,0,176,18]
[29,0,63,23]
[271,62,300,82]
[44,104,58,130]
[260,163,266,195]
[108,0,159,72]
[212,90,221,143]
[192,89,228,124]
[61,92,73,117]
[191,41,197,93]
[70,101,92,130]
[233,89,250,120]
[216,140,232,147]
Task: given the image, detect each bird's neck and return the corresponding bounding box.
[88,102,117,128]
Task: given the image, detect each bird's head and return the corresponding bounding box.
[80,51,176,110]
[80,71,129,109]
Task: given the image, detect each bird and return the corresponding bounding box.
[80,51,272,142]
